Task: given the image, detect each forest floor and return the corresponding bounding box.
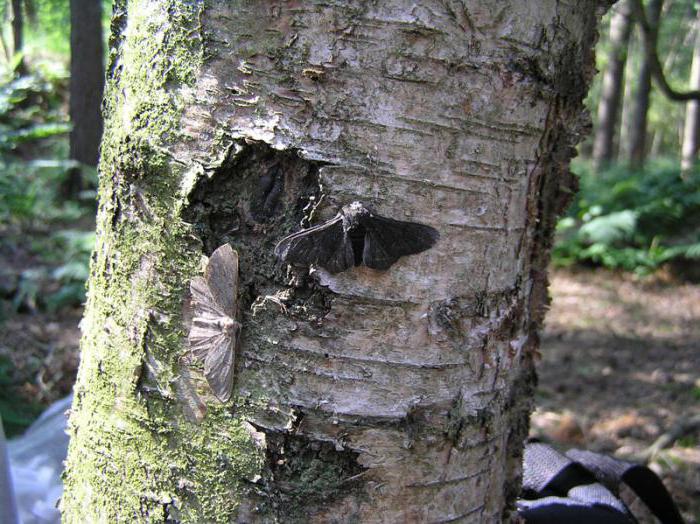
[534,269,700,522]
[1,257,698,521]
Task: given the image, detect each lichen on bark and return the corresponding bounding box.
[62,1,264,522]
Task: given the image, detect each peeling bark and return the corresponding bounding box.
[62,1,609,522]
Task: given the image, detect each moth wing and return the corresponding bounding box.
[205,244,239,318]
[362,214,439,270]
[203,329,237,402]
[188,317,224,359]
[190,276,225,319]
[274,215,354,274]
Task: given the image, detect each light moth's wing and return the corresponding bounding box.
[361,214,439,270]
[203,327,238,402]
[205,244,239,318]
[188,317,225,359]
[187,244,240,402]
[274,215,355,274]
[190,276,224,321]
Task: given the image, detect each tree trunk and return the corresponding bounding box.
[63,0,105,198]
[61,0,608,521]
[10,0,26,74]
[593,0,633,168]
[628,0,663,167]
[682,8,700,173]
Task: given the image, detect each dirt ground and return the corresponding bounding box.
[1,266,698,520]
[534,269,700,522]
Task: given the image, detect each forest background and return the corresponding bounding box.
[0,0,698,521]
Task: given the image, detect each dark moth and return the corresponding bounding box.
[188,243,241,402]
[275,201,439,274]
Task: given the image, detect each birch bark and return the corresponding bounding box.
[62,1,609,522]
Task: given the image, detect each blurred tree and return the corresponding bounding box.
[682,8,700,173]
[63,0,104,198]
[632,0,700,101]
[10,0,26,73]
[594,0,633,168]
[628,0,663,167]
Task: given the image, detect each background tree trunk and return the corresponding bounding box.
[10,0,26,74]
[61,0,608,521]
[628,0,663,167]
[594,0,633,168]
[682,8,700,173]
[63,0,105,198]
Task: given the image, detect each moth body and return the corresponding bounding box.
[341,202,372,266]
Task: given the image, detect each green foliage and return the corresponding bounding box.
[10,229,94,312]
[0,160,89,224]
[44,229,94,311]
[0,66,95,314]
[1,0,112,70]
[0,69,68,135]
[553,159,700,274]
[0,355,41,437]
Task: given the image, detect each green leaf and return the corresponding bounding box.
[578,210,637,245]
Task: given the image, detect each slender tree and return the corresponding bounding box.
[9,0,25,73]
[61,1,610,521]
[682,8,700,173]
[628,0,663,167]
[631,0,700,101]
[63,0,105,198]
[594,0,634,168]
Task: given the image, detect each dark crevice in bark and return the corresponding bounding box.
[181,144,340,363]
[247,418,367,521]
[183,141,323,294]
[107,0,128,79]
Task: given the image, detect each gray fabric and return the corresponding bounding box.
[520,441,636,523]
[0,417,20,524]
[7,395,71,524]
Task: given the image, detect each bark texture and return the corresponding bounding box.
[62,1,607,522]
[65,0,105,197]
[593,0,633,167]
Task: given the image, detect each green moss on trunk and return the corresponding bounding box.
[62,1,263,521]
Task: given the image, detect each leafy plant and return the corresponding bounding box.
[39,229,94,311]
[0,355,41,437]
[553,159,700,275]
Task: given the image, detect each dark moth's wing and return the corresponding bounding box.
[204,244,239,318]
[203,328,238,402]
[361,214,439,270]
[274,215,355,274]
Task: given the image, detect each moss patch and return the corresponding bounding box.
[63,1,265,521]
